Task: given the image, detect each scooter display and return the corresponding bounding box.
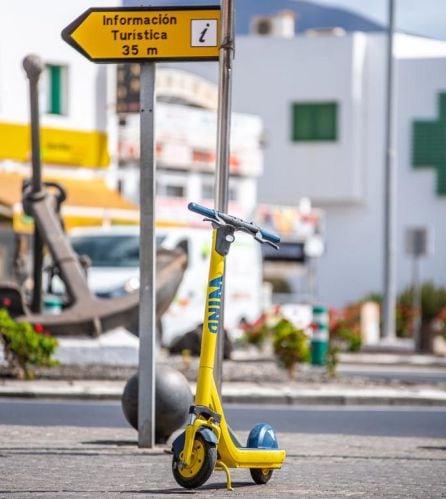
[171,202,286,490]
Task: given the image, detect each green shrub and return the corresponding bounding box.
[272,319,310,377]
[0,308,59,379]
[436,308,446,338]
[240,306,283,350]
[326,345,340,379]
[398,282,446,324]
[329,304,362,352]
[240,315,270,349]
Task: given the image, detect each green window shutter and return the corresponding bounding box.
[317,103,337,140]
[46,65,64,115]
[292,104,312,141]
[292,102,338,142]
[50,65,61,114]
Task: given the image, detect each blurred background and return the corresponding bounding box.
[0,0,446,355]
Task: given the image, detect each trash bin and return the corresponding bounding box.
[43,295,62,315]
[311,305,329,366]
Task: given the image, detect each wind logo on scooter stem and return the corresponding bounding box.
[207,276,223,334]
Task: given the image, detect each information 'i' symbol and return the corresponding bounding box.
[199,23,210,43]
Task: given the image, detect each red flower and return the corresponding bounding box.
[34,324,44,334]
[2,297,12,308]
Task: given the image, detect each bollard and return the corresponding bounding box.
[43,295,62,315]
[311,305,329,365]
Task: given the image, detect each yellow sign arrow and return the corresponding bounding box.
[62,6,221,63]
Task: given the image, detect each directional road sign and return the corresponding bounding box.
[62,6,221,63]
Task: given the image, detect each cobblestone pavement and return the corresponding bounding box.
[1,426,445,498]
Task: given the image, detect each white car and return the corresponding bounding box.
[66,225,263,346]
[69,225,142,298]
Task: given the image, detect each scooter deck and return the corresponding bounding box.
[218,422,286,469]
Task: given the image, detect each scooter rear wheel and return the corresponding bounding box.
[172,434,217,489]
[250,468,273,484]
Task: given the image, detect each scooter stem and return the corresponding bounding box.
[195,228,225,406]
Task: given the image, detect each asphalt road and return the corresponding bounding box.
[0,399,445,438]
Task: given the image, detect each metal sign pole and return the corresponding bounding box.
[138,62,157,448]
[214,0,235,393]
[382,0,397,341]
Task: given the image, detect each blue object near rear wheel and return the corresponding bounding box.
[247,423,279,485]
[247,423,279,449]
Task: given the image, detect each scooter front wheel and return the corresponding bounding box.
[250,468,273,484]
[172,434,217,489]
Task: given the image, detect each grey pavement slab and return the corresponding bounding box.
[0,425,445,497]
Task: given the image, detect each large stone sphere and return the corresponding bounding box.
[121,365,192,443]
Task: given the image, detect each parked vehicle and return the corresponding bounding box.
[66,224,263,346]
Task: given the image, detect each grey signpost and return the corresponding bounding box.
[406,227,431,352]
[138,62,157,447]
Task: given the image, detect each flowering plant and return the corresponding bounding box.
[329,303,362,352]
[0,308,58,379]
[434,307,446,338]
[272,319,310,378]
[240,305,282,349]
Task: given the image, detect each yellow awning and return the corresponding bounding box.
[0,171,139,232]
[0,122,110,168]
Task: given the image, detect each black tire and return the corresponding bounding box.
[172,434,217,489]
[250,468,273,484]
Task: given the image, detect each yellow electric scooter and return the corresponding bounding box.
[171,202,286,490]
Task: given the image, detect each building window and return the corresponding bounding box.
[43,64,67,115]
[291,102,338,142]
[202,178,237,201]
[164,185,185,198]
[157,183,186,198]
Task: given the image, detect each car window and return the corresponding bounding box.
[71,235,140,267]
[70,233,168,268]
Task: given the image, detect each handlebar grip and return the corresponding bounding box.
[258,227,281,244]
[188,202,216,219]
[187,202,280,245]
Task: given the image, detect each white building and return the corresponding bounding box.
[173,30,446,307]
[0,0,139,281]
[0,0,119,172]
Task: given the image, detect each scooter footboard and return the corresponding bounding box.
[217,424,286,469]
[223,447,286,469]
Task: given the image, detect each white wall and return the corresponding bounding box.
[0,0,118,132]
[396,56,446,292]
[232,33,368,205]
[318,36,446,306]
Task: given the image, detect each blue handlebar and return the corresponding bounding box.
[188,202,215,219]
[188,202,280,245]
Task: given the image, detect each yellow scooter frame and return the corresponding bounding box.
[171,203,286,490]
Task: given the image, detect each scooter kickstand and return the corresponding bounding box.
[215,460,233,491]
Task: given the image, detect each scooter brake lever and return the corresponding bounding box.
[265,240,280,250]
[254,231,279,250]
[203,215,227,229]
